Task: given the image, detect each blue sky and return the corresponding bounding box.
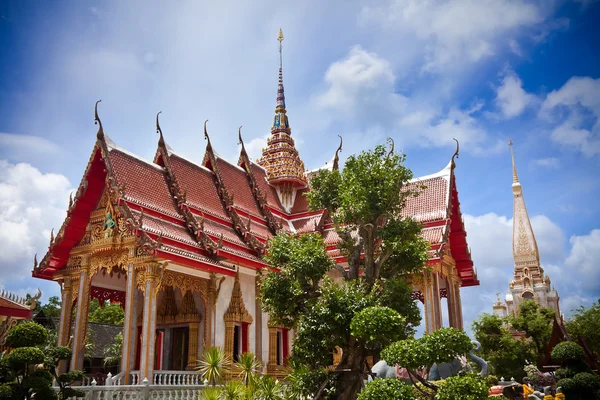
[1,0,599,334]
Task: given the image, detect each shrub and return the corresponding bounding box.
[357,379,416,400]
[350,306,408,348]
[486,375,498,387]
[5,347,45,370]
[551,341,585,362]
[572,372,600,393]
[5,322,48,348]
[436,373,489,400]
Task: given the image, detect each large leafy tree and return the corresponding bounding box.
[566,299,600,358]
[471,313,533,381]
[261,144,429,400]
[87,299,125,326]
[509,300,554,362]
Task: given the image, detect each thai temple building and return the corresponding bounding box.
[493,141,560,318]
[0,289,41,351]
[32,30,478,383]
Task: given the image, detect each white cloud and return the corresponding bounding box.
[360,0,545,72]
[0,133,61,162]
[0,160,73,282]
[565,229,600,293]
[317,46,396,113]
[532,157,559,169]
[541,76,600,156]
[495,71,535,118]
[508,39,522,56]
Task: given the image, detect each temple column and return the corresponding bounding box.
[255,275,263,364]
[446,274,458,328]
[70,257,91,371]
[57,276,75,373]
[432,272,443,330]
[454,279,464,330]
[187,322,200,369]
[422,272,436,334]
[267,326,278,367]
[139,262,162,382]
[121,261,139,384]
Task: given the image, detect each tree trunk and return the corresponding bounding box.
[332,344,366,400]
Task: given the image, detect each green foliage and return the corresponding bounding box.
[87,299,125,325]
[253,375,285,400]
[472,313,532,381]
[376,277,421,331]
[234,352,261,387]
[197,347,231,386]
[551,340,585,362]
[566,299,600,357]
[555,366,578,380]
[509,300,554,361]
[103,332,122,366]
[198,386,222,400]
[382,328,473,370]
[350,306,408,349]
[221,380,247,400]
[357,378,416,400]
[436,373,489,400]
[485,375,498,387]
[284,363,336,400]
[558,372,600,400]
[0,383,18,400]
[6,322,48,348]
[5,347,45,370]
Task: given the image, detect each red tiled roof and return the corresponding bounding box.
[249,163,285,213]
[169,155,228,220]
[402,175,450,224]
[292,214,322,233]
[0,298,29,311]
[108,148,180,220]
[420,225,446,244]
[291,188,310,214]
[215,158,262,217]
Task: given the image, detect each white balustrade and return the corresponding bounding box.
[57,384,209,400]
[151,370,202,386]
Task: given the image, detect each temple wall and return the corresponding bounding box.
[214,276,234,348]
[238,270,257,355]
[261,311,270,366]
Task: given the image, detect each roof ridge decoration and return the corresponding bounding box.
[237,127,282,233]
[256,29,307,211]
[203,121,266,255]
[153,113,223,256]
[332,135,343,171]
[95,100,104,140]
[0,288,41,310]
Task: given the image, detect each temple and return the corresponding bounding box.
[32,30,478,383]
[493,141,560,318]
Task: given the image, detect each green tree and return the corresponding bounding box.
[357,378,415,400]
[551,341,600,399]
[87,299,125,325]
[381,328,475,396]
[0,322,83,400]
[509,300,554,362]
[103,332,122,367]
[566,299,600,358]
[471,313,533,381]
[261,144,429,400]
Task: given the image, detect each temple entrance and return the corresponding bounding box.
[233,324,242,361]
[170,327,189,370]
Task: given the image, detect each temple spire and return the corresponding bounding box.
[509,139,519,184]
[510,140,539,267]
[256,28,307,213]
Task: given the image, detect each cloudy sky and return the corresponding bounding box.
[1,0,599,334]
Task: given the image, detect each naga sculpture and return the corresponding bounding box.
[428,340,488,380]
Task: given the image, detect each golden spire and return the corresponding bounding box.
[509,139,519,184]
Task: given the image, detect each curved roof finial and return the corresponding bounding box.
[333,135,343,171]
[156,111,165,147]
[94,100,104,140]
[204,119,213,150]
[238,126,247,154]
[452,138,460,165]
[386,137,394,157]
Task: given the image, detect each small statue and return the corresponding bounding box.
[554,387,565,400]
[104,212,116,238]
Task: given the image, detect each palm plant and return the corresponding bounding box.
[196,346,231,386]
[221,380,247,400]
[103,332,122,366]
[254,375,285,400]
[234,352,261,387]
[198,385,222,400]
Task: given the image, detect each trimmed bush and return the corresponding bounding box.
[351,306,408,347]
[436,373,489,400]
[358,379,416,400]
[551,341,585,362]
[5,322,48,348]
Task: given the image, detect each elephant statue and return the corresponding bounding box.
[371,360,397,379]
[428,340,488,380]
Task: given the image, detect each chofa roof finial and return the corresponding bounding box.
[452,138,460,166]
[333,135,343,171]
[386,137,394,157]
[156,111,165,147]
[94,100,104,140]
[204,119,213,150]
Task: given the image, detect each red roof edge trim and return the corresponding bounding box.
[0,307,31,319]
[126,202,183,226]
[289,209,325,220]
[156,251,236,277]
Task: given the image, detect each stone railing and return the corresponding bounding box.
[59,380,209,400]
[125,370,203,386]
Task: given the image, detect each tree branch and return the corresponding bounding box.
[408,369,438,391]
[332,263,349,280]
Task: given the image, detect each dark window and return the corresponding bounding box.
[276,330,282,365]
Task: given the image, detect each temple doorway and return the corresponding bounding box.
[170,327,189,370]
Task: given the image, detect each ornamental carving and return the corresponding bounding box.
[0,317,18,346]
[90,286,125,309]
[157,286,178,324]
[162,270,209,300]
[224,270,253,324]
[135,262,165,294]
[89,249,129,278]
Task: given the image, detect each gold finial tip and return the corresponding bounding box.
[508,139,513,147]
[277,27,284,42]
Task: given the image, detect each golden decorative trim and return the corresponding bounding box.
[224,270,253,324]
[162,270,209,300]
